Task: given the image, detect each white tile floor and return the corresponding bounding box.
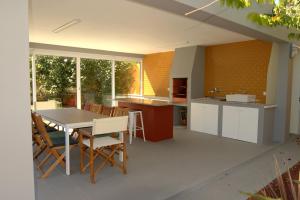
[35,128,297,200]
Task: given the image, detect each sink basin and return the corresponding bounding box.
[226,94,256,102]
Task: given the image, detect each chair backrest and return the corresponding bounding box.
[92,116,128,136]
[83,103,91,111]
[31,113,53,147]
[113,107,129,117]
[34,100,58,110]
[90,103,102,113]
[101,105,114,116]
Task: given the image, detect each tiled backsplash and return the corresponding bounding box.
[204,40,272,103]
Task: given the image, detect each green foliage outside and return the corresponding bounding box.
[220,0,300,39]
[81,59,138,105]
[80,58,112,104]
[35,55,76,105]
[33,56,138,106]
[115,61,137,95]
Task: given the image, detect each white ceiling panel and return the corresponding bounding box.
[29,0,252,54]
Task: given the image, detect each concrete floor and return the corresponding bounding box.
[167,135,300,200]
[35,128,298,200]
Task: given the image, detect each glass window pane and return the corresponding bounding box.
[35,55,76,108]
[80,58,112,106]
[115,61,140,98]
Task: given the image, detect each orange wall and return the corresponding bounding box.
[143,51,174,97]
[205,40,272,103]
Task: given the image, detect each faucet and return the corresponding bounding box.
[209,87,221,98]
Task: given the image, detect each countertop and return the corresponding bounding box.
[117,98,173,107]
[191,98,277,109]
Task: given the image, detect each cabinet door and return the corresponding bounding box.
[204,104,219,135]
[191,103,206,132]
[222,106,239,139]
[191,103,219,135]
[238,107,259,143]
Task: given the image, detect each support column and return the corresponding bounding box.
[273,42,292,143]
[0,0,35,199]
[76,57,81,109]
[112,60,116,100]
[31,54,37,108]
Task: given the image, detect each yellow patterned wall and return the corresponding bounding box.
[205,40,272,103]
[143,51,175,97]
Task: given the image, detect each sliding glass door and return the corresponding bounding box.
[80,58,112,106]
[115,61,141,98]
[35,55,76,108]
[31,53,142,109]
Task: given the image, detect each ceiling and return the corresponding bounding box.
[29,0,252,54]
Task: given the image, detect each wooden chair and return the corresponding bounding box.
[112,107,129,157]
[31,112,60,162]
[83,103,91,111]
[32,113,78,179]
[32,126,47,165]
[100,105,114,116]
[90,103,102,113]
[113,107,129,117]
[79,116,128,184]
[34,100,59,110]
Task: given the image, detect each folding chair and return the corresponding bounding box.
[112,107,129,117]
[79,116,128,184]
[90,103,102,113]
[100,105,114,116]
[32,113,78,179]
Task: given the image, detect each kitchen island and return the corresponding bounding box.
[117,98,174,142]
[190,98,277,144]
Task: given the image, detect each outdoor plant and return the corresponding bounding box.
[35,55,76,104]
[80,59,137,104]
[115,61,137,95]
[243,157,300,200]
[220,0,300,40]
[33,56,138,106]
[80,58,112,104]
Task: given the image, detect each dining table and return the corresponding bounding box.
[36,107,112,175]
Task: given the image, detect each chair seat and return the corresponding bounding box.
[51,132,78,147]
[83,136,122,150]
[48,131,65,139]
[45,126,57,132]
[33,126,57,135]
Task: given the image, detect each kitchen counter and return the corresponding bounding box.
[117,98,173,142]
[190,98,276,144]
[191,98,277,109]
[117,98,172,107]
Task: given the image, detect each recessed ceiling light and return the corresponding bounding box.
[53,19,81,33]
[185,0,219,16]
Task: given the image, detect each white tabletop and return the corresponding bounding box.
[37,108,108,129]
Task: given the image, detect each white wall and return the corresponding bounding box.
[290,50,300,134]
[0,0,35,199]
[266,43,279,104]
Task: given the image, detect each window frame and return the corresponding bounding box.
[30,49,143,109]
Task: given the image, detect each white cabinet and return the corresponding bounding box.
[222,106,259,143]
[222,106,239,139]
[191,103,219,135]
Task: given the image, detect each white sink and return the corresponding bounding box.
[226,94,256,103]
